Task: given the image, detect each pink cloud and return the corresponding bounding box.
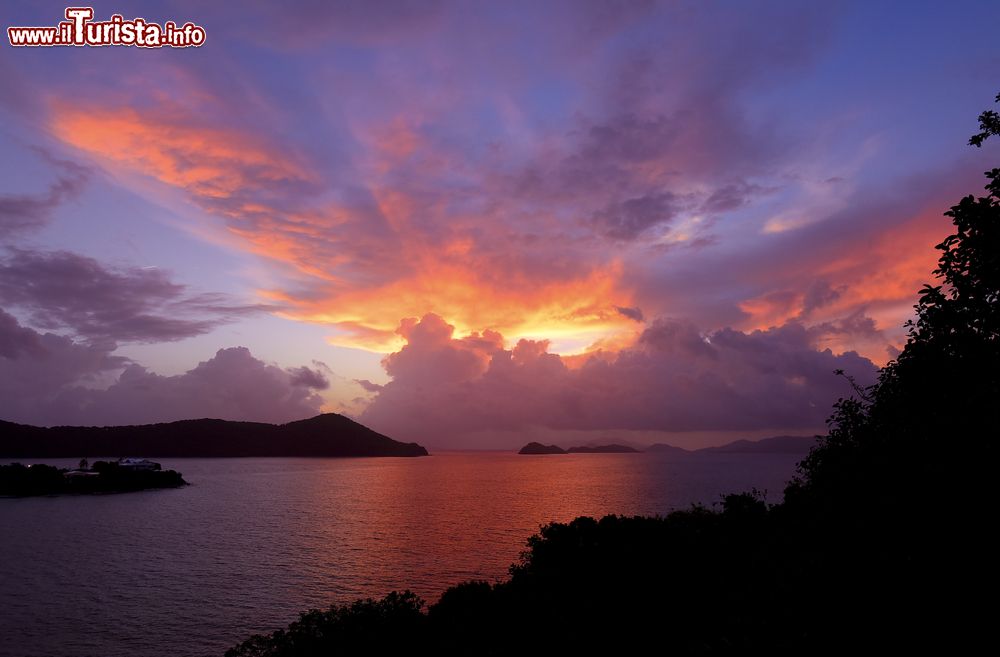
[360,313,877,448]
[0,310,327,427]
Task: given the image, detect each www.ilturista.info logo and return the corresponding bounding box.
[7,7,206,48]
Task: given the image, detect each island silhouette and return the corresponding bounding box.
[517,442,566,454]
[566,444,639,453]
[0,413,428,458]
[518,435,817,456]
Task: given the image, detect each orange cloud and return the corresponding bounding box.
[49,103,641,354]
[739,206,946,363]
[267,258,637,352]
[738,290,803,329]
[50,103,315,204]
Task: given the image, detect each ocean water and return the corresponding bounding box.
[0,451,803,657]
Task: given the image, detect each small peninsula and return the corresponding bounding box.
[0,413,428,459]
[0,459,186,497]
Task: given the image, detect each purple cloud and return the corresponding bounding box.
[360,313,878,447]
[0,309,327,426]
[0,307,44,359]
[0,250,270,344]
[287,364,331,390]
[0,308,127,423]
[593,192,679,240]
[615,306,645,322]
[0,152,89,239]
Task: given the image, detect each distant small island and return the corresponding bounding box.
[0,458,186,497]
[517,442,640,454]
[567,444,639,453]
[518,442,567,454]
[0,413,428,458]
[645,435,817,455]
[697,435,817,454]
[644,443,691,456]
[517,435,816,456]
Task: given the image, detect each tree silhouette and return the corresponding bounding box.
[798,90,1000,496]
[969,92,1000,147]
[785,90,1000,654]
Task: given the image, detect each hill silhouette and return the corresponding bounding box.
[521,435,815,456]
[697,434,816,454]
[517,442,566,454]
[0,413,428,458]
[566,444,639,453]
[643,442,691,455]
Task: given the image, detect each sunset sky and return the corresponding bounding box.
[1,0,998,448]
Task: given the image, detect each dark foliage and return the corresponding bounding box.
[0,463,65,496]
[225,592,426,657]
[226,96,1000,656]
[969,92,1000,147]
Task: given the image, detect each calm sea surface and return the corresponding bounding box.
[0,451,802,657]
